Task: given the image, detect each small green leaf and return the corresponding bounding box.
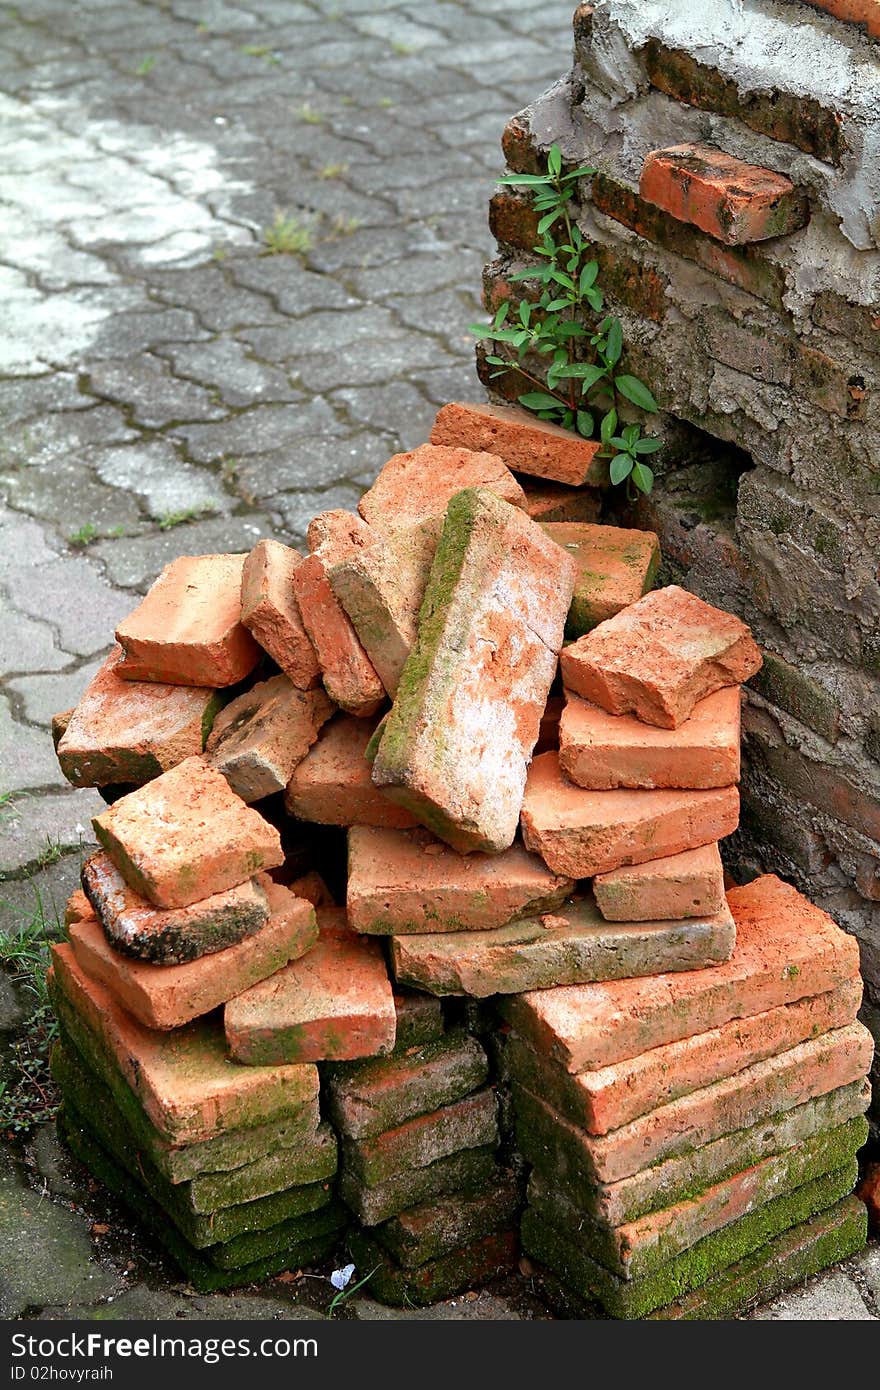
[518,391,564,411]
[550,269,575,291]
[544,297,571,312]
[585,287,604,312]
[493,303,509,328]
[496,173,554,187]
[615,375,659,411]
[537,209,563,235]
[600,408,618,445]
[484,355,507,366]
[631,461,654,494]
[519,301,531,327]
[623,423,640,446]
[468,322,491,338]
[606,319,624,366]
[610,454,633,485]
[562,409,575,429]
[579,261,599,294]
[576,410,594,437]
[562,164,597,181]
[555,363,607,389]
[634,435,663,454]
[547,144,562,177]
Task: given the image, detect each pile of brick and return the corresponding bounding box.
[47,400,874,1314]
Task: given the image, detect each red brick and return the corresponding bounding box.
[239,539,321,689]
[115,554,261,687]
[857,1161,880,1233]
[594,843,726,923]
[347,824,573,935]
[284,715,418,829]
[489,190,541,251]
[560,584,762,729]
[292,553,385,718]
[542,522,660,637]
[206,675,333,802]
[81,850,271,964]
[57,646,219,788]
[520,751,739,878]
[92,755,283,909]
[502,874,862,1072]
[357,444,526,529]
[518,478,602,525]
[501,112,542,175]
[640,144,810,246]
[509,978,863,1136]
[431,403,607,488]
[69,881,317,1030]
[559,687,741,790]
[799,0,880,40]
[224,908,396,1064]
[64,889,93,928]
[49,943,319,1144]
[372,489,575,853]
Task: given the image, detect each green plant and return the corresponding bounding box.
[68,523,97,548]
[295,103,324,125]
[470,144,661,495]
[262,211,314,256]
[327,1263,378,1316]
[156,508,205,531]
[391,41,413,55]
[319,162,348,180]
[0,895,61,1137]
[134,55,156,76]
[241,43,280,65]
[329,214,360,237]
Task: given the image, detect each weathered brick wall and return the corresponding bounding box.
[480,0,880,1135]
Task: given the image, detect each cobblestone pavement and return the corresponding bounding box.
[0,0,875,1321]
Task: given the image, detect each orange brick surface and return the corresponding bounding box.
[593,843,726,923]
[542,522,660,637]
[239,538,321,689]
[800,0,880,40]
[285,715,418,829]
[640,144,809,246]
[292,553,385,719]
[357,443,526,528]
[431,402,607,488]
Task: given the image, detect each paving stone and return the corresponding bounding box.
[593,843,726,923]
[357,443,526,528]
[501,875,862,1073]
[285,714,419,829]
[91,441,229,521]
[69,886,316,1030]
[6,659,103,730]
[206,675,333,803]
[559,687,742,791]
[57,646,219,788]
[91,516,274,593]
[560,585,763,730]
[93,756,283,908]
[325,1030,489,1139]
[225,908,396,1065]
[115,553,260,687]
[0,691,67,795]
[0,788,100,879]
[6,556,133,660]
[372,490,575,852]
[391,893,736,998]
[521,751,740,879]
[751,1268,874,1319]
[173,399,344,466]
[49,943,319,1145]
[239,539,321,689]
[86,357,227,430]
[81,851,271,964]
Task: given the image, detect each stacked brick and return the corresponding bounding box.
[480,0,880,1141]
[48,396,875,1314]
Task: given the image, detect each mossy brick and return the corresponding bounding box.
[512,1021,872,1185]
[500,875,861,1072]
[338,1143,498,1226]
[372,1175,521,1269]
[357,443,526,529]
[372,489,576,854]
[92,756,284,910]
[341,1088,498,1186]
[51,1027,322,1187]
[239,538,321,690]
[57,1111,338,1294]
[347,1228,518,1307]
[521,1161,856,1319]
[520,751,740,879]
[431,403,607,488]
[391,989,444,1053]
[594,242,671,323]
[540,523,660,638]
[69,882,317,1029]
[506,977,862,1137]
[513,1079,869,1228]
[527,1115,866,1283]
[639,145,810,247]
[225,908,396,1065]
[57,645,220,789]
[291,535,385,718]
[347,824,573,936]
[560,584,762,730]
[640,39,848,165]
[324,1029,488,1139]
[559,688,741,792]
[650,1197,867,1320]
[517,476,602,526]
[206,675,333,803]
[81,852,272,965]
[594,843,726,924]
[750,649,841,745]
[49,946,319,1144]
[390,893,735,999]
[329,518,441,697]
[208,1200,348,1271]
[285,714,418,829]
[115,553,261,688]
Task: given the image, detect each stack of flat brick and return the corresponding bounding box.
[503,876,874,1318]
[48,392,875,1313]
[481,0,880,1146]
